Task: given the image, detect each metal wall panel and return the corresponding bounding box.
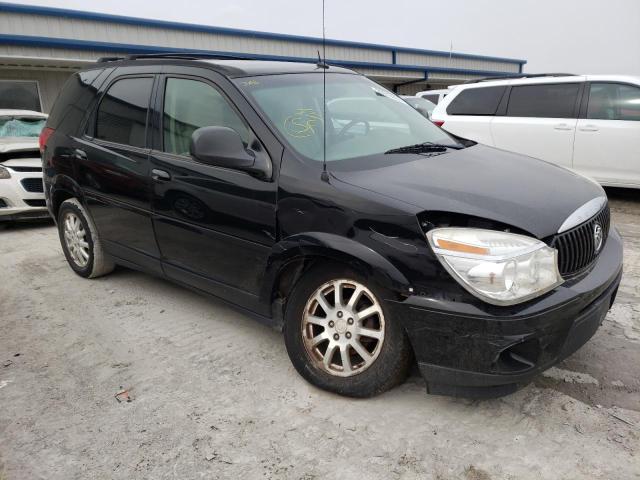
[0,8,526,107]
[429,73,479,82]
[396,51,520,73]
[395,84,428,95]
[0,12,391,64]
[0,11,520,73]
[355,67,423,79]
[0,45,109,61]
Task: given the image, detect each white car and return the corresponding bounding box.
[415,87,456,105]
[431,74,640,188]
[0,110,50,221]
[400,95,436,119]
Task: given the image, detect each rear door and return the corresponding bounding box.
[77,72,161,273]
[573,82,640,187]
[438,85,506,145]
[490,82,582,168]
[148,70,279,314]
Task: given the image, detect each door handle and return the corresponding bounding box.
[554,123,573,131]
[73,149,88,161]
[151,168,171,181]
[579,125,599,132]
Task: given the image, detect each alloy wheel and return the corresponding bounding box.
[301,278,385,377]
[63,212,89,268]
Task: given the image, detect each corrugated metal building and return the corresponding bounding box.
[0,2,526,112]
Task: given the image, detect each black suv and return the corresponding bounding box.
[41,55,623,398]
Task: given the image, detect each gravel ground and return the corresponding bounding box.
[0,189,638,480]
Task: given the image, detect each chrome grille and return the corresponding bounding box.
[551,204,610,277]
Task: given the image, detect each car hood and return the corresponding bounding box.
[331,144,605,239]
[0,137,40,154]
[2,158,42,168]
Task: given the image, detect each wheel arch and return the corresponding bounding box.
[49,174,86,222]
[262,232,412,329]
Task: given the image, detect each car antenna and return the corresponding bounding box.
[316,50,328,69]
[320,0,330,182]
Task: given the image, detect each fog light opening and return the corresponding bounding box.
[496,338,541,373]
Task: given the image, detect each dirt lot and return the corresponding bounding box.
[1,189,638,480]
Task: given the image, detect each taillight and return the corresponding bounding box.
[433,120,445,127]
[39,127,55,155]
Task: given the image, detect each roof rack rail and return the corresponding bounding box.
[96,52,254,63]
[464,73,577,84]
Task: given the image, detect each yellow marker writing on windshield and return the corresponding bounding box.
[283,108,322,138]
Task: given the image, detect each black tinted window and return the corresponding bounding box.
[507,83,579,118]
[587,83,640,121]
[49,69,104,132]
[96,77,153,147]
[447,86,506,115]
[421,94,439,104]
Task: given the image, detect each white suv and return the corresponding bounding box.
[0,110,49,221]
[431,74,640,188]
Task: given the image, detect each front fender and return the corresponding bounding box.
[260,232,412,304]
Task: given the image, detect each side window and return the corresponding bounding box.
[507,83,580,118]
[587,83,640,121]
[95,77,153,148]
[447,86,506,116]
[163,78,250,156]
[422,94,439,104]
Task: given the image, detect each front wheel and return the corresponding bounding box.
[284,265,412,397]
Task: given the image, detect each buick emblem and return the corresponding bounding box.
[593,223,603,254]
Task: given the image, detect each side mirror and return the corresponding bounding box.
[190,126,272,180]
[190,126,255,170]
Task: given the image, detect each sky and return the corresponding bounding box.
[12,0,640,75]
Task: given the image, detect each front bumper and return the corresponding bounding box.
[0,171,49,221]
[388,228,624,398]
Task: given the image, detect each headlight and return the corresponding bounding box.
[427,227,563,305]
[0,166,11,179]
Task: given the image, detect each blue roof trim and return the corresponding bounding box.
[0,2,526,66]
[0,34,519,79]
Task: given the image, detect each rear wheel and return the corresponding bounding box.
[58,198,114,278]
[284,265,412,397]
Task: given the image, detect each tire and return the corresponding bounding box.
[284,264,413,397]
[57,198,114,278]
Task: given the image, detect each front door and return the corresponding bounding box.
[573,82,640,187]
[149,75,278,313]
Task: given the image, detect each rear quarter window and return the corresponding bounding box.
[587,82,640,121]
[48,69,105,132]
[446,86,506,116]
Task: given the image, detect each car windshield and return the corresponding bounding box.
[0,116,46,138]
[235,73,460,162]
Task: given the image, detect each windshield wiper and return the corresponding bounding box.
[384,142,464,155]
